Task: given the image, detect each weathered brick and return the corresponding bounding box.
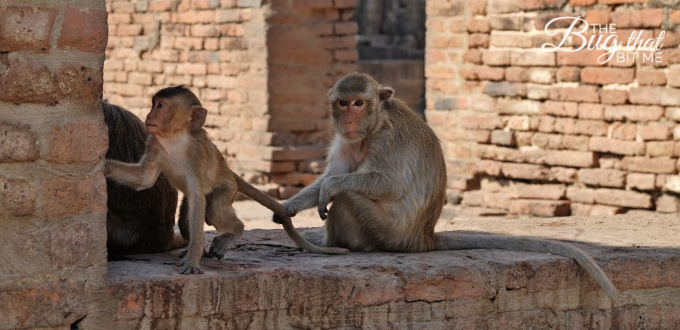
[482,50,510,66]
[541,101,577,117]
[505,67,529,82]
[57,6,108,53]
[638,125,671,141]
[578,103,603,120]
[578,168,626,187]
[656,194,680,212]
[557,50,607,66]
[509,199,570,217]
[609,123,637,140]
[555,67,580,82]
[662,88,680,106]
[0,282,87,329]
[490,130,515,146]
[0,177,37,216]
[604,105,664,122]
[638,69,666,86]
[489,15,521,30]
[627,173,655,191]
[48,120,108,164]
[628,87,663,105]
[566,187,595,204]
[514,183,566,200]
[599,89,628,105]
[0,6,57,53]
[610,9,663,28]
[468,33,490,48]
[590,137,645,156]
[510,51,555,66]
[497,99,540,115]
[501,163,551,181]
[459,115,505,130]
[580,67,635,85]
[549,86,599,103]
[42,175,107,218]
[463,50,483,64]
[0,121,39,162]
[593,188,652,208]
[621,156,676,174]
[490,32,533,48]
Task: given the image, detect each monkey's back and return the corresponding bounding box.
[103,102,179,255]
[381,98,448,247]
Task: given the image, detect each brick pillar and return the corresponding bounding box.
[0,1,108,328]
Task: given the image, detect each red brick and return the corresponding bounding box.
[609,123,637,140]
[549,86,599,102]
[638,124,671,141]
[545,150,596,167]
[514,183,566,200]
[578,168,626,187]
[468,33,490,48]
[431,34,465,49]
[557,50,607,66]
[668,68,680,88]
[458,115,505,130]
[42,175,107,218]
[593,188,652,208]
[468,18,490,33]
[567,187,595,203]
[0,178,37,216]
[556,67,580,82]
[604,105,664,122]
[646,141,674,157]
[0,6,57,53]
[510,52,555,67]
[671,10,680,25]
[541,101,577,117]
[621,156,677,174]
[0,282,86,329]
[585,9,609,25]
[334,21,358,35]
[470,0,488,15]
[610,9,663,28]
[578,103,604,120]
[473,66,504,81]
[497,99,540,115]
[662,88,680,106]
[509,199,570,216]
[490,32,533,48]
[628,87,662,105]
[478,160,503,176]
[581,67,635,85]
[482,50,510,66]
[48,120,108,164]
[501,163,551,181]
[590,137,645,156]
[656,194,680,212]
[637,69,667,86]
[463,50,483,64]
[505,67,529,82]
[626,173,656,191]
[57,6,108,53]
[520,0,568,10]
[599,89,628,105]
[0,121,39,162]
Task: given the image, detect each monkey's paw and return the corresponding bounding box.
[179,248,211,259]
[208,234,239,260]
[102,160,111,176]
[272,203,297,224]
[179,265,204,275]
[317,204,329,220]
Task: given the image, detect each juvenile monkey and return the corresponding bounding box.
[276,73,618,300]
[105,86,347,274]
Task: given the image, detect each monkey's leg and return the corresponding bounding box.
[205,187,244,260]
[177,196,211,259]
[177,193,207,274]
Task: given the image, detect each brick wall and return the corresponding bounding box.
[426,0,680,216]
[103,0,357,198]
[0,1,109,328]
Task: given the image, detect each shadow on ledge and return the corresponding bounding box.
[81,228,680,329]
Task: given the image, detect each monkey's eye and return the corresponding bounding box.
[355,100,364,106]
[156,102,163,108]
[339,100,349,107]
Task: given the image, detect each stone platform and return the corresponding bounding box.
[79,206,680,329]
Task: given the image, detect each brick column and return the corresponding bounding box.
[0,1,108,328]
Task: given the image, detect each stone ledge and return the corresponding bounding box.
[82,228,680,329]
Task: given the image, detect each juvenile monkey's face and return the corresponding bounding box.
[146,98,172,135]
[334,98,369,141]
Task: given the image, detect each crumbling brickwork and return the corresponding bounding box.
[103,0,358,198]
[0,1,109,328]
[426,0,680,216]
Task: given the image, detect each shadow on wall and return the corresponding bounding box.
[354,0,426,119]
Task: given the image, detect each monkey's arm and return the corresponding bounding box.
[317,171,403,220]
[105,147,162,190]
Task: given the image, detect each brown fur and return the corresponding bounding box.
[106,86,346,274]
[280,73,618,300]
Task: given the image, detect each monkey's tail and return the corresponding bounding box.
[433,232,619,301]
[234,175,349,255]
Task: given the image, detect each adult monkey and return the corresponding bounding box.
[105,86,347,275]
[275,73,618,301]
[103,102,182,257]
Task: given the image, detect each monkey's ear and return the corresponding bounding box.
[379,86,394,101]
[189,106,207,131]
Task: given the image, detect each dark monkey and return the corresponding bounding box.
[103,102,181,257]
[105,86,347,274]
[276,73,618,300]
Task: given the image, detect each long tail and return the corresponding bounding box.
[434,232,618,301]
[235,175,349,255]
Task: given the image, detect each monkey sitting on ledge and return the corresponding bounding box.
[275,73,618,301]
[105,86,347,274]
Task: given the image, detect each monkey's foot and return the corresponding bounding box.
[179,265,204,275]
[179,248,211,259]
[209,233,240,260]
